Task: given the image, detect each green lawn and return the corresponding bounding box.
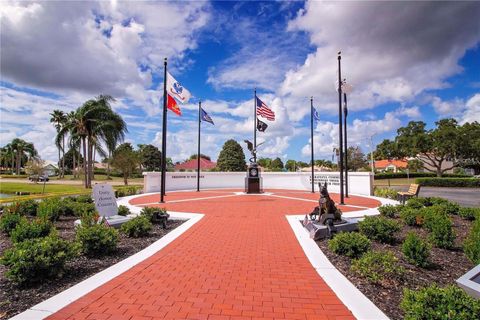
[0,182,87,195]
[374,178,413,186]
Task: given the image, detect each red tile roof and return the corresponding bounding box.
[174,158,217,171]
[374,159,408,169]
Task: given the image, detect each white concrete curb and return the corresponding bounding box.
[11,196,203,320]
[286,215,390,320]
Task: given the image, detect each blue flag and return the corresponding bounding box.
[200,107,214,125]
[313,107,320,121]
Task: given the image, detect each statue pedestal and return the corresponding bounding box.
[245,164,263,194]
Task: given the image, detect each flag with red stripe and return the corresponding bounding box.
[256,96,275,121]
[167,94,182,116]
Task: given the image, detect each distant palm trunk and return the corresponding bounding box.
[92,148,96,180]
[62,136,65,178]
[72,150,76,179]
[107,151,111,179]
[82,138,88,188]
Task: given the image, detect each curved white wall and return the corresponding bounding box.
[143,171,374,196]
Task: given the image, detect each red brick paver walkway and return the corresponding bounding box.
[48,190,380,320]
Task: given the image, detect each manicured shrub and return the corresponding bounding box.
[10,200,38,216]
[428,215,455,249]
[115,186,140,198]
[67,200,96,217]
[400,207,423,227]
[141,207,168,223]
[401,284,480,320]
[427,197,451,207]
[405,197,426,209]
[373,187,398,199]
[378,204,402,218]
[76,224,118,256]
[117,205,130,216]
[415,177,480,188]
[327,232,371,258]
[351,250,404,284]
[458,207,479,221]
[358,216,400,244]
[37,197,62,222]
[438,202,460,216]
[121,216,152,238]
[0,212,24,235]
[10,219,54,243]
[402,232,430,267]
[0,235,78,285]
[375,172,467,180]
[463,219,480,264]
[75,194,93,203]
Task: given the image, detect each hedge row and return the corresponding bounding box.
[374,172,469,180]
[415,177,480,188]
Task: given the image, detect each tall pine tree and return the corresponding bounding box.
[217,139,246,172]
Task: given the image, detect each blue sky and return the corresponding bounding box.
[1,1,479,163]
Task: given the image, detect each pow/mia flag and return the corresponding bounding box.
[257,118,268,132]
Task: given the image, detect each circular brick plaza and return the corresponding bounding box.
[46,189,382,320]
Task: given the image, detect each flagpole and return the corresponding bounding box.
[338,52,344,205]
[310,96,315,193]
[253,88,257,163]
[343,90,349,198]
[160,57,168,203]
[197,101,201,192]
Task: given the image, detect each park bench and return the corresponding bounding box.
[397,183,420,204]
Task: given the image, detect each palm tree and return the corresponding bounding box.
[50,110,67,178]
[10,138,37,175]
[0,144,15,174]
[57,95,127,188]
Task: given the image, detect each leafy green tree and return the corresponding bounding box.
[270,157,284,171]
[216,139,246,172]
[374,139,404,160]
[110,143,140,185]
[138,144,162,171]
[189,154,211,161]
[396,119,462,177]
[285,160,297,172]
[457,121,480,174]
[60,148,83,171]
[257,157,272,168]
[346,146,367,171]
[314,159,335,169]
[407,159,423,172]
[296,161,310,168]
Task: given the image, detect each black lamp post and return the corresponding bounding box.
[337,52,344,205]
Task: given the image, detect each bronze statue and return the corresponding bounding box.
[308,182,343,237]
[243,140,265,164]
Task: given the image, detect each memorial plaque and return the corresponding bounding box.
[92,184,118,217]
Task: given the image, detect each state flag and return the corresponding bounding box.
[167,72,191,103]
[256,96,275,121]
[313,107,320,121]
[200,107,214,125]
[167,94,182,116]
[257,118,268,132]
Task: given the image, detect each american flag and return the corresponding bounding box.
[256,96,275,121]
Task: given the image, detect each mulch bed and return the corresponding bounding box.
[0,216,185,319]
[316,215,475,320]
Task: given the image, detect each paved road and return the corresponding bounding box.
[390,186,480,207]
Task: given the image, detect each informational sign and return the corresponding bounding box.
[92,184,118,217]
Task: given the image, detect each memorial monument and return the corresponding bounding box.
[244,140,263,193]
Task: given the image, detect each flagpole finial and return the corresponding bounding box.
[338,51,341,59]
